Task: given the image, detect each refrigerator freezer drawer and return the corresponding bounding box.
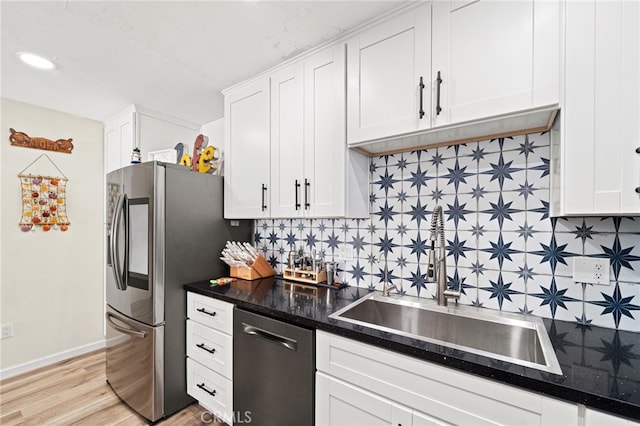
[186,320,233,380]
[187,292,233,334]
[105,305,163,422]
[187,358,233,421]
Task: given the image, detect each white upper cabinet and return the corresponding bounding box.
[551,0,640,216]
[305,45,369,218]
[225,44,369,219]
[270,63,305,217]
[347,4,431,144]
[431,0,560,127]
[224,77,271,219]
[104,105,200,174]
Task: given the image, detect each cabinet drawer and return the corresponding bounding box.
[187,358,233,421]
[187,320,233,380]
[187,292,233,334]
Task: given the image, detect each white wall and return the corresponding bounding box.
[0,98,105,375]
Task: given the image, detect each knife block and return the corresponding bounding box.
[230,255,276,280]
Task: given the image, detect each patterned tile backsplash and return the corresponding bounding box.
[254,132,640,332]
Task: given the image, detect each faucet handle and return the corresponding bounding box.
[426,249,436,280]
[443,288,461,304]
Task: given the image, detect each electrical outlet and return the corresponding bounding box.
[1,323,14,339]
[573,257,610,285]
[338,246,353,261]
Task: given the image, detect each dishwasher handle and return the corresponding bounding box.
[242,323,298,351]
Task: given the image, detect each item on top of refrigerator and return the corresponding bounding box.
[131,147,141,164]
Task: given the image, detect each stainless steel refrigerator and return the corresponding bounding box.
[105,161,251,422]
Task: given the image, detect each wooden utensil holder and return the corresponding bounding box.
[230,255,276,281]
[282,268,327,285]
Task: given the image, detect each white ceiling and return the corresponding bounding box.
[1,1,404,126]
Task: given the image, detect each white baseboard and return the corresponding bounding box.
[0,339,106,380]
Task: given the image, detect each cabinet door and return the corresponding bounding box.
[104,111,135,174]
[316,372,412,426]
[224,77,270,218]
[431,0,560,127]
[304,44,347,217]
[583,407,640,426]
[270,62,304,218]
[556,0,640,215]
[347,5,431,144]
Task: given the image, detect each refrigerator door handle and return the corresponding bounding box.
[110,193,127,290]
[242,323,298,351]
[106,311,148,338]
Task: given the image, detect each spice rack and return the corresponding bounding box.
[282,268,327,285]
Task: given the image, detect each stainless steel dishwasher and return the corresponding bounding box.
[234,308,315,425]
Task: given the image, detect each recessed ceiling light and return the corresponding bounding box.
[17,52,56,70]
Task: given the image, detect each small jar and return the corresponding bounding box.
[131,148,141,164]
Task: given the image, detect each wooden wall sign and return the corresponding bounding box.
[9,128,74,154]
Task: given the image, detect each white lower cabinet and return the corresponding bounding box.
[583,407,640,426]
[186,292,234,422]
[316,331,576,426]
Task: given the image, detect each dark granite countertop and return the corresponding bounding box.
[184,277,640,421]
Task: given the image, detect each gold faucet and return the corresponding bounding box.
[427,205,460,306]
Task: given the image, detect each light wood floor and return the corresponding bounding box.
[0,349,220,425]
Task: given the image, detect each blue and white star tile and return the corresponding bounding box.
[550,230,584,278]
[372,163,403,199]
[438,156,477,195]
[525,188,553,233]
[401,197,432,230]
[584,281,640,331]
[529,275,582,322]
[484,136,514,154]
[403,162,437,198]
[614,234,640,283]
[529,232,579,277]
[525,148,550,187]
[402,149,430,165]
[449,229,478,269]
[477,270,520,312]
[477,231,522,272]
[496,148,528,191]
[441,193,476,231]
[478,191,526,232]
[403,229,430,264]
[494,231,526,274]
[581,217,618,233]
[453,141,478,159]
[403,264,435,298]
[617,217,640,233]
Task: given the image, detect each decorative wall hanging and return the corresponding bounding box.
[18,154,70,232]
[9,128,74,154]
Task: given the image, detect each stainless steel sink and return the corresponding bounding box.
[330,292,562,375]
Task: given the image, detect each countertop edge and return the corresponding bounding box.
[185,284,640,422]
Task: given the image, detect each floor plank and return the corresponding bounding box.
[0,349,221,425]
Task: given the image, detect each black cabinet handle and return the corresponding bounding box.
[436,71,443,116]
[261,184,267,211]
[196,307,217,317]
[196,343,216,354]
[419,76,425,119]
[635,187,640,194]
[295,180,301,210]
[304,179,310,209]
[636,147,640,154]
[197,383,216,397]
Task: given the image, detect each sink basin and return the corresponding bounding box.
[329,292,562,375]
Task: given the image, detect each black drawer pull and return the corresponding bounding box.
[636,147,640,154]
[436,71,443,116]
[261,184,268,211]
[197,383,216,397]
[196,307,217,317]
[304,179,310,209]
[196,343,216,354]
[635,187,640,194]
[419,76,425,119]
[295,180,301,210]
